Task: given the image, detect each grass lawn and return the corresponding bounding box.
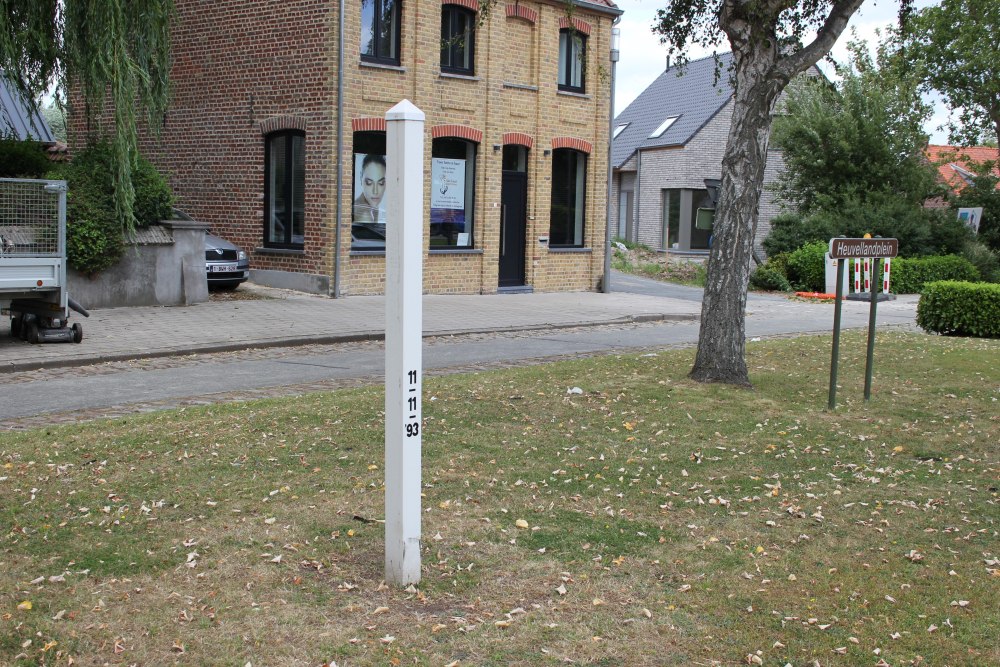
[1,330,998,666]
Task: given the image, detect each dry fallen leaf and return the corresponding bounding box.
[515,519,529,529]
[16,601,32,611]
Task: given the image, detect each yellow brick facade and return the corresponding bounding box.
[341,0,620,295]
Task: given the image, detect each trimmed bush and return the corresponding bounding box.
[889,255,980,294]
[917,281,1000,337]
[749,264,792,292]
[785,241,827,292]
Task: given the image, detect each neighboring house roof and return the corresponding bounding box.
[0,74,55,143]
[925,144,1000,194]
[611,52,734,169]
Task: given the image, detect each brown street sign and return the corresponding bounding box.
[828,237,899,259]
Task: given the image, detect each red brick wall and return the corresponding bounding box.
[141,0,336,281]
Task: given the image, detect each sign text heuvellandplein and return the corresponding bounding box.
[829,237,898,259]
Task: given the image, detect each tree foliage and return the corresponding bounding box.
[651,0,876,386]
[0,0,174,231]
[903,0,1000,146]
[772,32,938,217]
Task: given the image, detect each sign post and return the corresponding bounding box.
[384,100,425,586]
[827,237,898,410]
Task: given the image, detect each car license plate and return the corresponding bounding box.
[210,263,238,273]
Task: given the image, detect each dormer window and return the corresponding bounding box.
[649,115,679,138]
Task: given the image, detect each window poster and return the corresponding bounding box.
[353,153,387,227]
[430,158,466,226]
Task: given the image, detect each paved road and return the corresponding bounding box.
[0,274,918,426]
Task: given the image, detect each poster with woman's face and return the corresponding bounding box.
[353,153,387,227]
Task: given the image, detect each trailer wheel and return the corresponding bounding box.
[72,323,83,344]
[26,322,40,344]
[10,316,22,338]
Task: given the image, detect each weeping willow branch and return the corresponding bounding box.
[1,0,174,233]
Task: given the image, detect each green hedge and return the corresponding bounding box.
[889,255,979,294]
[917,281,1000,337]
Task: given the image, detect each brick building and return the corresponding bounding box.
[610,53,818,259]
[124,0,622,296]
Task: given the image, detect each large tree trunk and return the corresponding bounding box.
[689,41,785,387]
[685,0,863,387]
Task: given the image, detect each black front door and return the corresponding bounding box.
[499,171,527,287]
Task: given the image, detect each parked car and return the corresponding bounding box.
[172,209,250,289]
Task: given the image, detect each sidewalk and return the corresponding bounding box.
[1,285,704,372]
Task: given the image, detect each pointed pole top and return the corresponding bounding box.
[386,100,425,122]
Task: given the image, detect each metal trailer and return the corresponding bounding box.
[0,177,88,344]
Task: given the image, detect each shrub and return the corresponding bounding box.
[55,141,173,275]
[785,241,828,292]
[763,200,973,258]
[917,281,1000,337]
[749,265,792,292]
[889,255,980,294]
[0,139,52,178]
[131,157,173,227]
[961,240,1000,283]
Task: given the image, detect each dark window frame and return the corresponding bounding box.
[549,148,587,248]
[557,28,586,93]
[263,130,306,250]
[440,4,475,75]
[361,0,402,65]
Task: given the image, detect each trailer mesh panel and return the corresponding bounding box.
[0,179,61,257]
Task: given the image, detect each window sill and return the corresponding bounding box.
[440,71,480,82]
[502,82,538,92]
[360,60,406,73]
[549,246,592,253]
[255,246,305,256]
[350,249,386,256]
[429,247,482,255]
[556,89,591,100]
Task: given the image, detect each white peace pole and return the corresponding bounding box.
[384,100,425,586]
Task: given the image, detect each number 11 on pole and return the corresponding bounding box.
[405,369,420,438]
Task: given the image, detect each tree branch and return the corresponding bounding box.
[776,0,868,78]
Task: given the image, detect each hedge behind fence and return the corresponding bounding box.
[916,281,1000,337]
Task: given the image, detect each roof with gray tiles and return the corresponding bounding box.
[611,52,733,169]
[0,74,54,143]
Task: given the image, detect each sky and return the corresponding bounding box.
[611,0,950,143]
